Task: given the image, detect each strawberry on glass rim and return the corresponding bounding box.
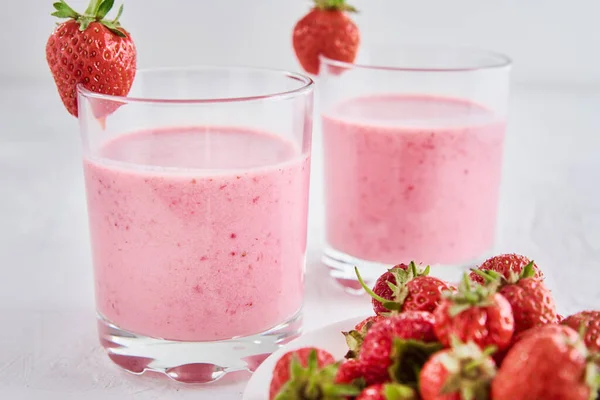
[292,0,360,75]
[45,0,137,117]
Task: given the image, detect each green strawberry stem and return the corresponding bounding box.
[579,322,589,338]
[383,383,418,400]
[84,0,102,15]
[304,351,320,397]
[356,263,432,314]
[446,274,497,317]
[480,345,497,359]
[439,339,497,400]
[472,260,537,288]
[51,0,126,37]
[314,0,358,12]
[416,262,431,277]
[275,350,360,400]
[520,261,536,278]
[471,268,502,284]
[355,267,386,303]
[463,345,497,374]
[584,353,600,400]
[355,267,403,311]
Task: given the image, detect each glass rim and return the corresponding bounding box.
[320,45,512,72]
[77,65,314,105]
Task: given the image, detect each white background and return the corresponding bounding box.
[2,0,600,84]
[1,0,600,399]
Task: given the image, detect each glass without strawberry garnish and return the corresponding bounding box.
[78,67,314,383]
[318,46,511,290]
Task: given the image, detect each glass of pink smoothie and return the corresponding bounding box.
[319,46,511,289]
[77,67,313,382]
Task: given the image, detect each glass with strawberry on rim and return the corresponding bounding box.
[290,0,513,291]
[318,45,512,290]
[47,0,314,383]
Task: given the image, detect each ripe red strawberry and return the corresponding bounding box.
[512,323,575,345]
[433,275,515,352]
[492,324,599,400]
[335,358,365,387]
[359,311,442,386]
[357,263,454,316]
[469,254,543,285]
[269,347,359,399]
[563,310,600,352]
[292,0,360,75]
[474,262,558,336]
[419,338,497,400]
[46,0,137,117]
[343,315,386,359]
[497,323,579,367]
[356,383,417,400]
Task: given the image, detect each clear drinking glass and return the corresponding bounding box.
[78,67,314,382]
[319,46,511,288]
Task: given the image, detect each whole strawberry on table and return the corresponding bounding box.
[46,0,137,117]
[268,253,600,400]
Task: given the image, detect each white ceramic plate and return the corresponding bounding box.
[242,315,366,400]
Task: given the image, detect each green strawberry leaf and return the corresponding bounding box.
[355,267,389,305]
[384,383,418,400]
[471,269,500,284]
[344,318,380,359]
[274,382,296,400]
[520,261,536,279]
[101,21,127,37]
[290,354,305,380]
[84,0,103,16]
[112,4,124,24]
[314,0,358,12]
[322,382,362,397]
[356,263,429,315]
[447,274,496,316]
[78,17,93,31]
[584,358,600,400]
[421,264,431,276]
[438,339,497,400]
[275,357,359,400]
[51,0,80,19]
[343,329,364,359]
[51,0,127,37]
[97,0,115,20]
[389,338,443,386]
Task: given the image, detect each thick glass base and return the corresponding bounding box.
[322,246,489,294]
[98,310,302,383]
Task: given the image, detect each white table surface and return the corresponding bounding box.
[2,79,600,399]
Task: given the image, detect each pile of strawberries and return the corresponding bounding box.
[269,254,600,399]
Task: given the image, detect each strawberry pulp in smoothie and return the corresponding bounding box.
[83,127,310,341]
[322,94,505,266]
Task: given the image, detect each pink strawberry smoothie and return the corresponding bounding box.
[83,127,310,341]
[322,94,506,266]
